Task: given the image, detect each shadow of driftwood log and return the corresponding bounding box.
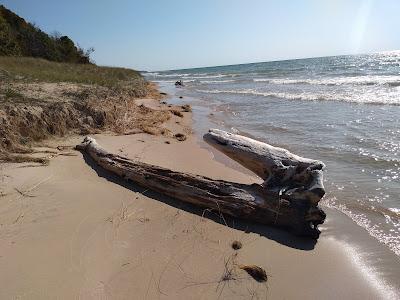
[81,152,317,250]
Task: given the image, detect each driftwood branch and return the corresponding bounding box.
[76,131,326,238]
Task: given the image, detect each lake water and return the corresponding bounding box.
[144,51,400,257]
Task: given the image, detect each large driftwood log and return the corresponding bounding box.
[203,129,326,205]
[76,131,326,238]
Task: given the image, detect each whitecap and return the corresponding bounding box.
[253,75,400,87]
[195,89,400,105]
[200,80,235,84]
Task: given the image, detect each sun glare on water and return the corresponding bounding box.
[351,0,375,53]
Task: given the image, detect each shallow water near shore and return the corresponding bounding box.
[146,52,400,258]
[156,81,400,297]
[146,53,400,296]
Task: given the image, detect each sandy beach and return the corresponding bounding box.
[1,2,400,299]
[1,93,399,299]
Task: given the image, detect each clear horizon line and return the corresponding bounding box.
[139,48,400,73]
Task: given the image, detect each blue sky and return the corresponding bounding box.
[2,0,400,70]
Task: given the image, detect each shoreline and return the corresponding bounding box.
[156,82,400,296]
[0,84,399,298]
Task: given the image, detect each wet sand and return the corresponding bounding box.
[0,98,399,299]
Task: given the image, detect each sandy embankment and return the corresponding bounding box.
[0,97,395,299]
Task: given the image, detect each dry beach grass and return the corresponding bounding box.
[0,57,183,160]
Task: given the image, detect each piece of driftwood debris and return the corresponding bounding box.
[76,130,326,238]
[239,265,268,282]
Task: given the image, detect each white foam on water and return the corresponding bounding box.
[143,72,159,76]
[389,207,400,214]
[152,79,196,83]
[182,74,234,79]
[151,80,177,83]
[196,88,400,105]
[253,75,400,86]
[326,236,400,299]
[199,80,236,84]
[150,73,192,77]
[324,197,400,257]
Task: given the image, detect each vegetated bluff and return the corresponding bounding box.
[0,5,92,63]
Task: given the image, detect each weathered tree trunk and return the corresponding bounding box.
[203,129,326,205]
[76,131,326,238]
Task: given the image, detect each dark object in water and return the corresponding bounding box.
[175,80,184,87]
[240,265,268,282]
[160,92,167,95]
[231,240,242,250]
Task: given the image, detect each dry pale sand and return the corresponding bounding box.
[0,100,398,299]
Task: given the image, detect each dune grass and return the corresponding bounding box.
[0,56,169,160]
[0,56,144,88]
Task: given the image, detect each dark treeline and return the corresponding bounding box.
[0,5,93,64]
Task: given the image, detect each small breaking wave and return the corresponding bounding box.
[324,197,400,257]
[148,73,193,78]
[149,72,240,80]
[151,80,177,83]
[253,75,400,87]
[151,79,196,83]
[182,74,236,79]
[142,72,159,76]
[199,79,236,84]
[196,88,400,105]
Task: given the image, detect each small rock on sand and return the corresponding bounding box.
[231,240,242,250]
